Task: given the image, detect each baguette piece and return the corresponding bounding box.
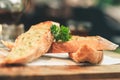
[1,40,14,50]
[69,45,103,64]
[0,21,59,64]
[51,36,118,53]
[51,36,118,64]
[1,23,119,64]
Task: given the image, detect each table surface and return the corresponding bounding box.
[0,51,120,80]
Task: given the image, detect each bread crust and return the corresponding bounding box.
[51,36,118,64]
[0,21,55,64]
[69,45,103,64]
[0,22,118,64]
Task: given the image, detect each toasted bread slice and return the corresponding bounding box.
[1,40,14,50]
[69,45,103,64]
[51,36,118,53]
[0,21,59,64]
[50,36,118,64]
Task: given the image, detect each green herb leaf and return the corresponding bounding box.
[51,25,71,42]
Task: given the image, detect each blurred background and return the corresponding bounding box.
[0,0,120,46]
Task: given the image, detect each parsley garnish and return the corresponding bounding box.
[51,25,71,42]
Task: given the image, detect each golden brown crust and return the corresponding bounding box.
[69,45,103,64]
[51,36,118,53]
[0,21,56,64]
[0,22,118,64]
[51,35,118,64]
[1,40,14,50]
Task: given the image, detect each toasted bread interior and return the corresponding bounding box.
[1,21,59,64]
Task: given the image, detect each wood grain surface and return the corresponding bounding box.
[0,51,120,80]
